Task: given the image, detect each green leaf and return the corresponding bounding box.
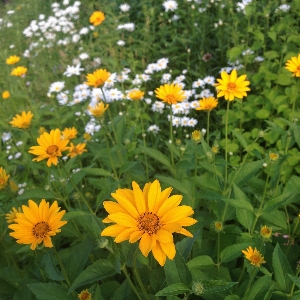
[288,274,300,289]
[231,129,248,150]
[155,175,190,196]
[187,255,215,270]
[155,283,191,296]
[83,168,113,177]
[224,296,240,300]
[221,198,253,212]
[68,259,116,293]
[261,210,287,230]
[27,283,74,300]
[195,174,221,192]
[177,230,201,261]
[119,162,137,175]
[272,243,293,292]
[201,280,237,294]
[220,243,249,263]
[65,170,86,195]
[276,74,292,86]
[244,275,272,300]
[41,252,63,281]
[236,208,254,231]
[16,189,56,201]
[255,109,270,119]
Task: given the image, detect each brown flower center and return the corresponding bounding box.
[79,292,91,300]
[95,78,104,86]
[166,94,176,103]
[297,66,300,71]
[227,82,236,90]
[47,145,58,155]
[137,212,161,235]
[33,221,50,238]
[250,254,261,264]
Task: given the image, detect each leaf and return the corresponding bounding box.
[155,283,191,296]
[119,162,137,175]
[27,283,74,300]
[83,167,113,177]
[261,210,287,230]
[276,73,292,86]
[16,189,56,201]
[255,109,270,119]
[195,174,221,192]
[41,252,64,281]
[220,243,249,263]
[65,170,86,195]
[244,275,272,300]
[155,175,190,196]
[176,229,200,261]
[231,130,248,150]
[272,243,293,292]
[288,274,300,289]
[201,280,237,294]
[187,255,215,270]
[236,208,254,231]
[221,198,253,212]
[68,259,116,293]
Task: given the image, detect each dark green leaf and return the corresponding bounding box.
[220,243,249,263]
[155,283,191,296]
[27,283,74,300]
[244,275,272,300]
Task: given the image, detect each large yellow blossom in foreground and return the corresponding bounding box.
[9,199,67,250]
[215,69,250,101]
[285,54,300,77]
[242,246,266,267]
[155,83,186,105]
[101,180,197,266]
[9,111,34,129]
[85,69,111,88]
[28,129,69,167]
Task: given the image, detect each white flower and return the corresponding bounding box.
[192,79,205,88]
[79,27,89,35]
[7,10,15,15]
[117,40,126,46]
[151,101,165,113]
[147,125,160,134]
[120,3,131,12]
[63,64,84,77]
[16,141,23,146]
[14,152,22,159]
[117,23,135,31]
[49,81,65,93]
[79,52,89,60]
[85,120,101,135]
[254,56,264,62]
[163,0,178,12]
[204,76,215,85]
[72,34,80,43]
[276,4,290,13]
[242,49,254,56]
[2,132,11,143]
[57,91,69,105]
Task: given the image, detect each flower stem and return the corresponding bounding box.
[53,246,71,287]
[122,265,143,300]
[169,105,174,166]
[288,267,300,300]
[244,267,258,296]
[207,111,210,145]
[224,101,230,187]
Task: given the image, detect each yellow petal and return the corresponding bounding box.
[155,229,173,244]
[111,193,139,218]
[160,206,194,224]
[115,227,139,243]
[147,179,161,212]
[156,195,182,217]
[132,181,146,214]
[139,233,155,257]
[160,242,176,260]
[177,227,193,237]
[152,243,166,266]
[101,224,128,237]
[129,230,144,243]
[107,212,137,227]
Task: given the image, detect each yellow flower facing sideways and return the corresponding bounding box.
[285,54,300,77]
[127,89,145,101]
[215,69,250,101]
[6,55,20,65]
[11,66,28,77]
[9,199,67,250]
[9,111,33,129]
[88,101,109,118]
[89,11,105,26]
[67,143,87,158]
[0,167,10,190]
[155,83,186,105]
[242,246,266,267]
[5,207,21,223]
[85,69,111,88]
[62,127,78,140]
[196,97,218,111]
[101,179,197,266]
[28,129,69,167]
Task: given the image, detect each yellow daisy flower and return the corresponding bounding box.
[196,97,218,111]
[127,89,145,101]
[85,69,111,88]
[215,69,250,101]
[88,101,109,118]
[155,83,185,105]
[28,129,69,167]
[2,90,10,99]
[8,199,67,250]
[191,130,201,143]
[89,11,105,26]
[0,167,10,190]
[62,127,78,140]
[6,55,20,65]
[5,207,21,223]
[11,66,28,77]
[9,111,34,129]
[260,225,272,239]
[67,143,87,158]
[269,153,279,161]
[101,179,197,266]
[242,246,266,267]
[285,54,300,77]
[78,289,92,300]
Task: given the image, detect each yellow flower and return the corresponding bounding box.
[5,207,21,223]
[242,246,266,267]
[269,153,279,161]
[84,133,92,141]
[6,55,20,65]
[78,289,92,300]
[101,180,197,266]
[196,97,218,111]
[213,221,223,232]
[155,83,185,105]
[127,89,145,101]
[62,127,78,140]
[88,102,109,117]
[0,167,10,190]
[192,130,201,143]
[212,145,219,153]
[9,111,34,129]
[39,126,46,135]
[11,66,28,77]
[285,54,300,77]
[89,11,105,26]
[28,129,69,167]
[8,199,67,250]
[215,69,250,101]
[2,91,10,99]
[67,143,87,158]
[260,225,272,239]
[85,69,111,88]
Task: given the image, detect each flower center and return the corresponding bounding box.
[227,82,236,90]
[47,145,58,155]
[166,94,176,103]
[79,292,91,300]
[33,221,50,238]
[297,66,300,71]
[137,212,161,235]
[95,78,104,86]
[250,255,260,264]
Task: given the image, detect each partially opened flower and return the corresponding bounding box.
[28,129,69,167]
[62,127,78,140]
[5,207,21,223]
[0,167,10,189]
[215,69,250,101]
[127,89,145,101]
[285,54,300,77]
[85,69,111,88]
[101,179,197,266]
[11,66,28,77]
[242,246,266,267]
[9,199,67,250]
[67,143,87,158]
[90,11,105,26]
[88,101,109,117]
[2,90,10,99]
[260,225,272,239]
[196,97,218,111]
[9,111,33,129]
[6,55,20,65]
[155,83,185,105]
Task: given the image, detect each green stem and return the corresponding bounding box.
[288,267,300,300]
[193,142,197,208]
[122,265,143,300]
[224,101,230,188]
[53,246,71,287]
[244,267,258,296]
[103,132,119,180]
[207,111,210,145]
[217,232,221,273]
[169,105,174,166]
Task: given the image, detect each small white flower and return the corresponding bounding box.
[117,40,125,46]
[120,4,131,12]
[162,0,178,12]
[63,64,84,77]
